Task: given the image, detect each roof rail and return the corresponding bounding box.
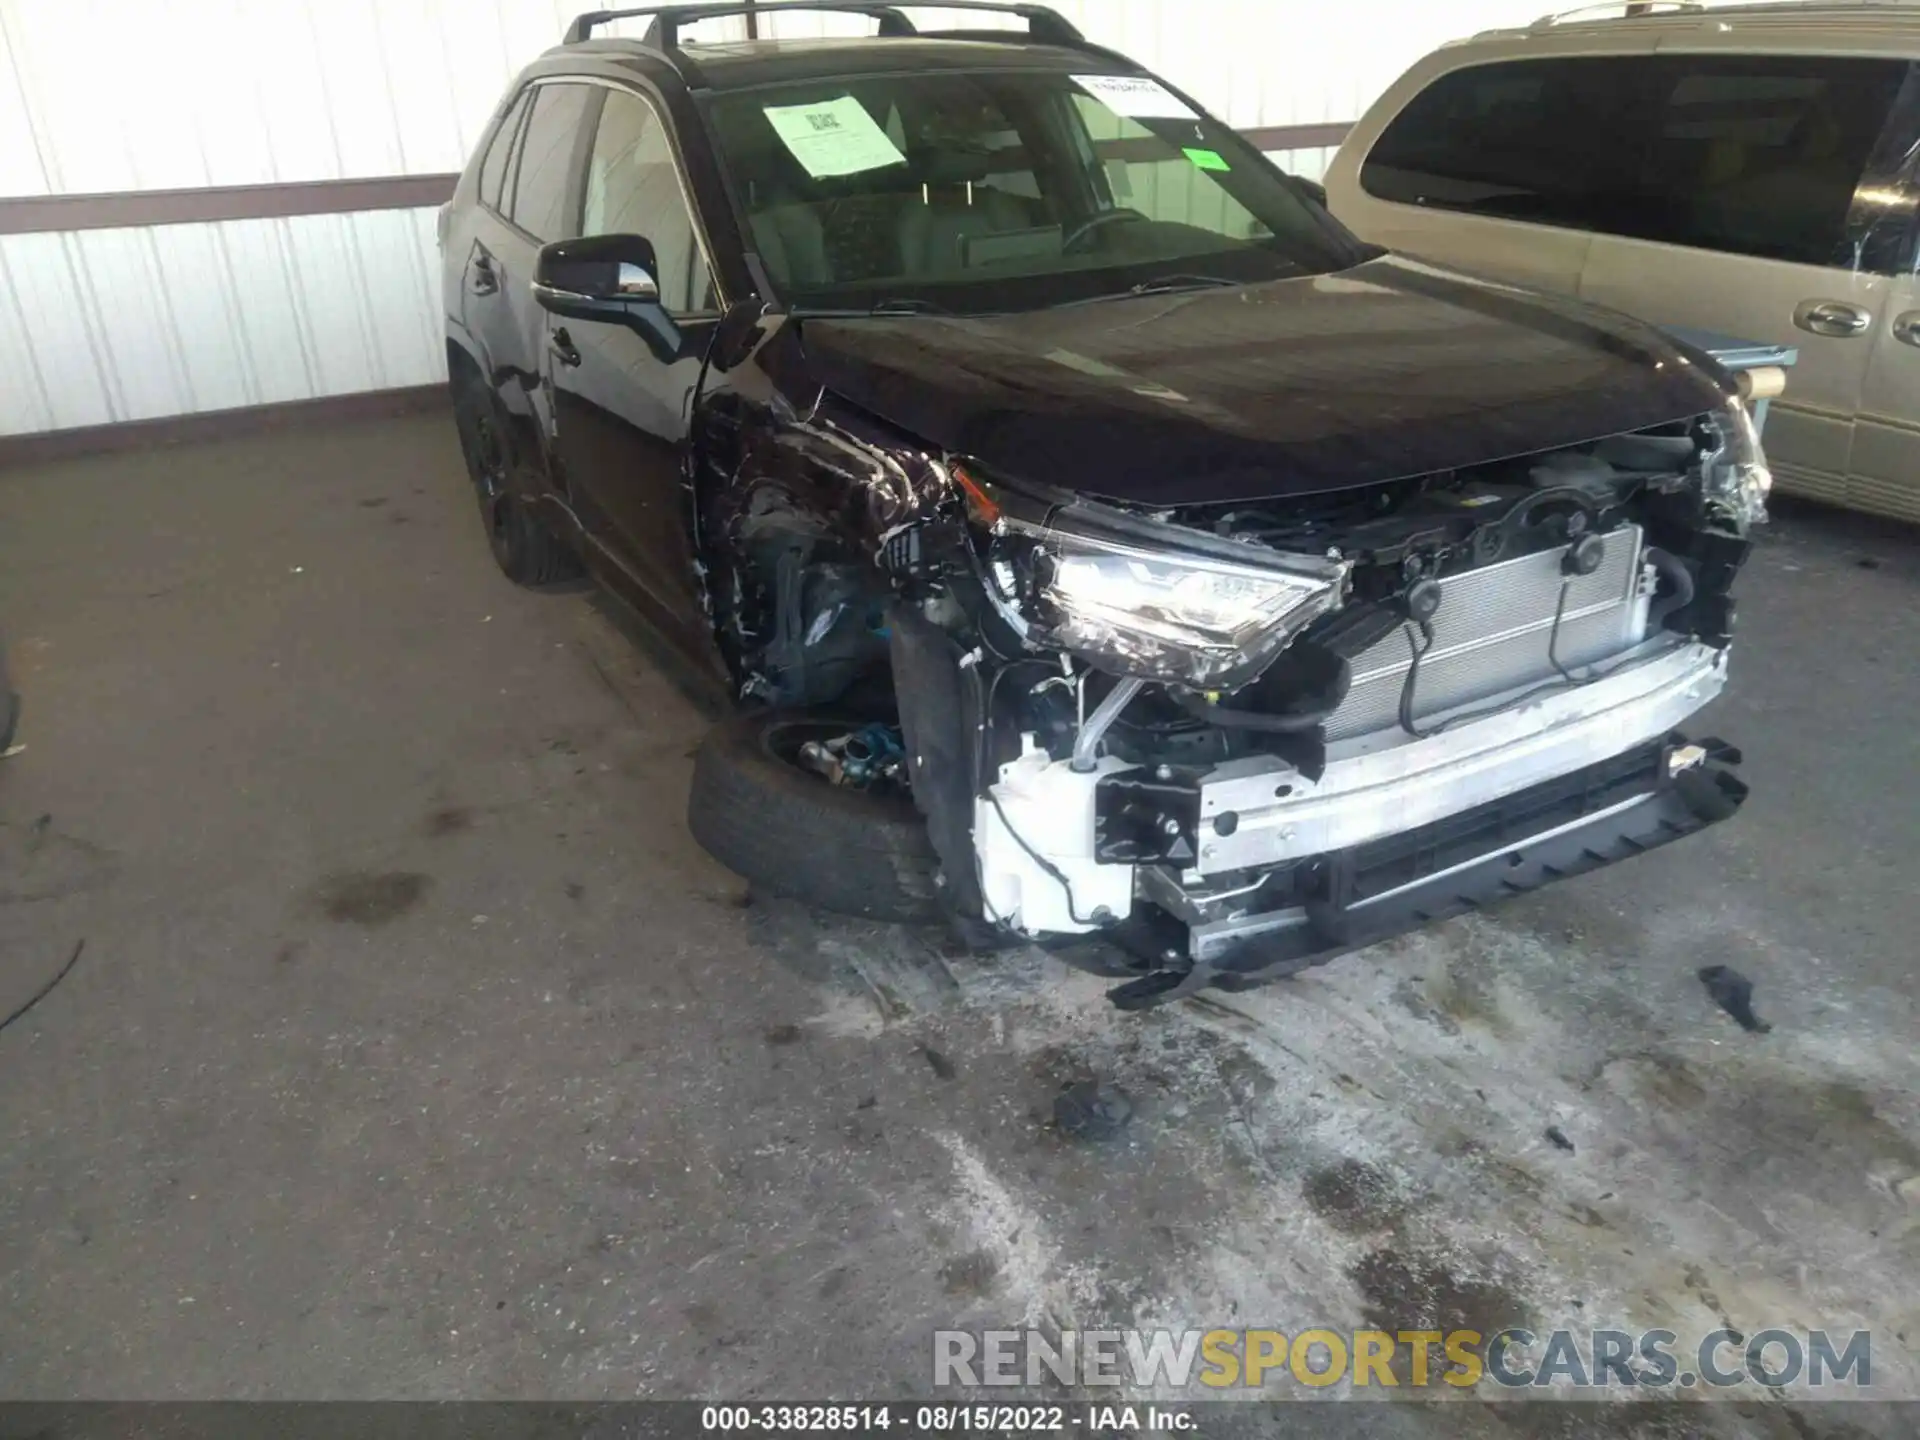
[563,1,1085,49]
[1529,1,1703,29]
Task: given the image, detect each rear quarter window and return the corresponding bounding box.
[1361,53,1913,270]
[1360,57,1639,231]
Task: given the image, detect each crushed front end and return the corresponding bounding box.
[887,403,1766,1007]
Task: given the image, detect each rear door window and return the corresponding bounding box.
[509,82,598,242]
[1362,54,1911,269]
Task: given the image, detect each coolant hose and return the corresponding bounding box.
[1070,677,1146,773]
[1170,688,1337,733]
[1645,547,1695,628]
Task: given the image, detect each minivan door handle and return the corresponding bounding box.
[469,251,499,296]
[1894,311,1920,348]
[1794,299,1871,338]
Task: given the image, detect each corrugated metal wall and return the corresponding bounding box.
[0,0,1548,438]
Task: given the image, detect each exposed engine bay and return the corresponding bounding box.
[710,392,1764,1007]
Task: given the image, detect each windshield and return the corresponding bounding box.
[702,67,1364,313]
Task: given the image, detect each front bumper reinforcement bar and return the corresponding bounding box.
[1089,734,1747,1009]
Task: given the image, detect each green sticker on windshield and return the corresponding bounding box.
[1183,147,1230,172]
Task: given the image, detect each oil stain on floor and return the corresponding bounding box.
[310,870,431,925]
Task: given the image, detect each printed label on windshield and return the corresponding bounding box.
[1072,73,1198,120]
[761,96,907,177]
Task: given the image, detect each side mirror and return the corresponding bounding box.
[532,234,662,323]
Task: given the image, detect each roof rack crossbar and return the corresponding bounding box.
[564,1,1085,49]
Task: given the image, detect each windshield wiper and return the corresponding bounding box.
[1125,274,1238,297]
[790,297,954,319]
[867,297,950,316]
[1051,274,1240,308]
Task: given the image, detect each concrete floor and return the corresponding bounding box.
[1,411,1916,1429]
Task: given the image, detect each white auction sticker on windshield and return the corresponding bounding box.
[1072,73,1197,120]
[761,95,906,177]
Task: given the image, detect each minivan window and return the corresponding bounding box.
[1362,54,1911,269]
[704,68,1364,313]
[510,83,597,243]
[479,90,532,212]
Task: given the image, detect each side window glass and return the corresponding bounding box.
[1364,54,1913,270]
[1361,58,1643,230]
[1641,56,1908,268]
[584,90,717,314]
[510,83,596,243]
[479,91,531,212]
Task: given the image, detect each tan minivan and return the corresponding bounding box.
[1326,1,1920,522]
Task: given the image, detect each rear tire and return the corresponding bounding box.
[451,381,582,587]
[688,711,942,923]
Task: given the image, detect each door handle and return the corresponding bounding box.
[1793,299,1871,338]
[469,252,498,296]
[1894,311,1920,349]
[549,328,582,368]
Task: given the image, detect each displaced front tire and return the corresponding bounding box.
[688,711,942,923]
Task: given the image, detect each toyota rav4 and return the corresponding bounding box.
[441,1,1763,1007]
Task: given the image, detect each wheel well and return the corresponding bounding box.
[721,486,897,710]
[446,339,483,395]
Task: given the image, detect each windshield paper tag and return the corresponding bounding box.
[761,96,906,177]
[1073,73,1198,120]
[1183,147,1230,172]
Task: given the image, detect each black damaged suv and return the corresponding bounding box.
[441,1,1764,1007]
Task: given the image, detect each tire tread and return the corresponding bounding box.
[688,713,941,923]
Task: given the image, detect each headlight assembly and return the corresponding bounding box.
[990,509,1348,691]
[1701,399,1772,530]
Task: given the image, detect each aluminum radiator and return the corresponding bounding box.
[1325,525,1649,742]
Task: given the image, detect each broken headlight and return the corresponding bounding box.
[992,510,1349,691]
[1701,399,1772,530]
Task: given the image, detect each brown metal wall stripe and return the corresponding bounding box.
[1241,121,1354,152]
[0,385,449,470]
[0,174,463,236]
[0,123,1350,237]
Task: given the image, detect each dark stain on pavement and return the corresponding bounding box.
[1302,1157,1405,1234]
[1350,1245,1530,1344]
[313,871,431,925]
[1740,1078,1920,1172]
[938,1249,999,1298]
[423,807,473,838]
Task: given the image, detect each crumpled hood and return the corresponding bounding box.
[792,255,1729,507]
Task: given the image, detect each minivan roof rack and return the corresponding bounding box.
[1530,2,1703,29]
[1529,0,1913,29]
[563,1,1085,50]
